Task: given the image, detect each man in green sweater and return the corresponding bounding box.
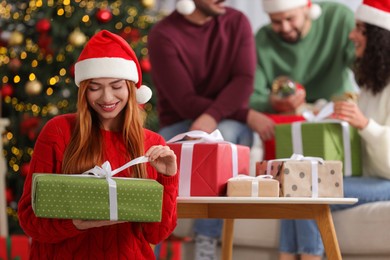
[250,0,356,114]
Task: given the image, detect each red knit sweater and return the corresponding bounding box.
[18,114,178,259]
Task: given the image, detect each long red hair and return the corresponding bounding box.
[62,80,147,178]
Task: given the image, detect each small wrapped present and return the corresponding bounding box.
[227,175,279,197]
[0,235,31,260]
[256,154,343,198]
[32,156,163,222]
[275,102,362,176]
[167,130,250,197]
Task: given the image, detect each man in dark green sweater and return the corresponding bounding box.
[250,0,356,115]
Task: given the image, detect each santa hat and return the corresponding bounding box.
[262,0,322,20]
[75,30,152,104]
[356,0,390,31]
[176,0,196,15]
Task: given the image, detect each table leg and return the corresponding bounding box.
[315,205,342,260]
[221,219,234,260]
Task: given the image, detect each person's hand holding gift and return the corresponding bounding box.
[270,76,306,114]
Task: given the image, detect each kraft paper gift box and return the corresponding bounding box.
[256,157,343,198]
[167,130,250,197]
[32,172,163,222]
[227,175,279,197]
[275,122,362,176]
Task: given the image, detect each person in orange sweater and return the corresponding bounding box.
[17,30,178,260]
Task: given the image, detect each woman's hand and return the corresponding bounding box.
[146,145,177,176]
[332,101,368,130]
[72,219,126,230]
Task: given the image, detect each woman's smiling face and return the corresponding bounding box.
[86,78,129,130]
[349,21,367,58]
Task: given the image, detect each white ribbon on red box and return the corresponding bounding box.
[292,102,352,176]
[167,129,238,197]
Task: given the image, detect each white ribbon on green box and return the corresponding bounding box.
[291,102,352,176]
[167,129,238,197]
[82,156,149,221]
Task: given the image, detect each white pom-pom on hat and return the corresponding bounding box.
[262,0,322,20]
[136,85,152,104]
[74,30,152,104]
[309,3,322,20]
[176,0,196,15]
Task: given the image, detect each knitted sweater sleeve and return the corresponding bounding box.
[18,116,83,243]
[141,132,178,244]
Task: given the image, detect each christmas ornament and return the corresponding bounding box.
[96,9,113,23]
[68,29,87,47]
[8,58,22,72]
[6,188,14,204]
[271,76,303,98]
[120,28,141,42]
[48,105,59,116]
[142,0,155,9]
[2,84,14,97]
[0,30,11,43]
[38,33,53,54]
[36,18,51,33]
[140,57,151,73]
[25,80,43,95]
[8,31,24,46]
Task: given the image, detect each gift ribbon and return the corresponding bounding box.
[228,174,274,197]
[167,129,239,197]
[266,154,324,198]
[82,156,149,221]
[292,102,352,176]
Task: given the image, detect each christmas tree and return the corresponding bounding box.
[0,0,160,234]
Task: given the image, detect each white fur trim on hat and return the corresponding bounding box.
[263,0,307,13]
[75,57,138,87]
[356,4,390,31]
[176,0,196,15]
[136,85,152,104]
[75,57,152,104]
[263,0,322,20]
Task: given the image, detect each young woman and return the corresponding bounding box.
[279,1,390,259]
[18,30,178,259]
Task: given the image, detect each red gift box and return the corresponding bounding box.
[0,235,30,260]
[168,143,250,196]
[264,114,305,160]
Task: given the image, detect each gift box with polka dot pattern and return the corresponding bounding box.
[256,160,343,198]
[31,173,163,221]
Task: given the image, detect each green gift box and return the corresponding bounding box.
[275,122,362,176]
[32,173,163,222]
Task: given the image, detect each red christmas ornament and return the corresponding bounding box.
[38,33,53,55]
[21,163,31,177]
[6,188,14,204]
[140,58,151,73]
[2,84,14,97]
[96,9,113,23]
[8,58,22,72]
[120,29,141,43]
[36,18,51,33]
[69,64,75,78]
